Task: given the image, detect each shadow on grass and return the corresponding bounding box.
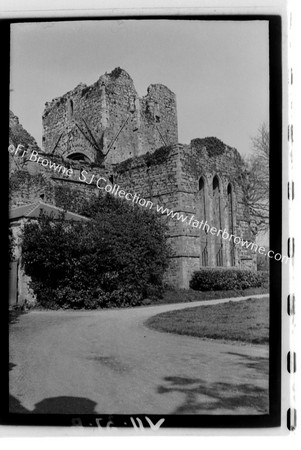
[157,376,268,414]
[226,352,269,376]
[9,309,27,325]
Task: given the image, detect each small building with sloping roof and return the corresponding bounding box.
[9,201,89,308]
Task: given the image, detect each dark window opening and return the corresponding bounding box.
[227,183,235,266]
[67,99,74,119]
[199,177,208,267]
[199,177,204,192]
[213,175,219,192]
[213,175,223,266]
[67,152,90,162]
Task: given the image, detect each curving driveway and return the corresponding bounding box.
[9,295,269,415]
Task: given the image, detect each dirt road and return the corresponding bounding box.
[9,295,269,415]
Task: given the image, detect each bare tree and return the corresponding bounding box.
[244,123,269,233]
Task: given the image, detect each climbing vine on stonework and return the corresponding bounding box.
[110,67,123,80]
[54,185,92,214]
[9,127,38,149]
[191,137,226,157]
[9,171,47,192]
[116,145,173,174]
[144,145,173,167]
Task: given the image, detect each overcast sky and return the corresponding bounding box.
[10,19,269,156]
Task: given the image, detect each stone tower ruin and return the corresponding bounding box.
[10,67,259,290]
[42,67,178,166]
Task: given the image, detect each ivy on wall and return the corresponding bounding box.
[144,145,173,166]
[9,171,48,193]
[9,111,39,150]
[110,67,123,80]
[116,144,173,174]
[54,185,92,214]
[191,137,226,158]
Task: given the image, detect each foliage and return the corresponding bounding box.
[244,123,269,232]
[9,111,39,150]
[191,137,226,157]
[110,67,123,79]
[144,145,173,167]
[9,171,47,192]
[21,194,170,309]
[190,268,269,291]
[54,185,91,214]
[116,144,173,174]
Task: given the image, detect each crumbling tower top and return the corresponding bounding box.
[42,67,178,166]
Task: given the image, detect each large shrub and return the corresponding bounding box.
[190,268,269,291]
[21,194,170,309]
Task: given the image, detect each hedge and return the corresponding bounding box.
[189,268,269,291]
[21,193,171,309]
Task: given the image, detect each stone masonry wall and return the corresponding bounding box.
[178,139,257,286]
[42,68,178,166]
[9,135,257,289]
[114,140,257,288]
[114,144,184,287]
[10,68,259,291]
[9,151,109,207]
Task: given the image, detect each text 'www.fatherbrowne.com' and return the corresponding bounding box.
[9,144,286,264]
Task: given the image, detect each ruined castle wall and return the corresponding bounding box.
[103,70,141,163]
[114,140,257,288]
[9,172,55,207]
[10,133,257,289]
[178,140,257,285]
[9,110,40,151]
[114,145,179,209]
[114,144,185,287]
[138,84,178,154]
[42,68,178,166]
[9,153,109,208]
[42,82,102,163]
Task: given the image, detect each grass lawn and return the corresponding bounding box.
[145,297,269,344]
[143,286,269,306]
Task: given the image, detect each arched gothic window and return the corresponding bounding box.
[227,183,235,266]
[199,177,208,266]
[213,175,223,266]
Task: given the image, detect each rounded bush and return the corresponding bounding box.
[190,268,268,291]
[21,193,171,309]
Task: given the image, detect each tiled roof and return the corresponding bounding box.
[9,201,89,222]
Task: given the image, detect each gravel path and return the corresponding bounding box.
[9,294,269,415]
